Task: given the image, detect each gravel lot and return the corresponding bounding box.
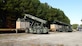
[0,31,82,46]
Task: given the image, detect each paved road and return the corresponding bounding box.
[0,31,82,46]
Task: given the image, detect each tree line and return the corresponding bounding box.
[0,0,70,28]
[72,24,82,29]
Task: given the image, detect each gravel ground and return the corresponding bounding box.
[0,31,82,46]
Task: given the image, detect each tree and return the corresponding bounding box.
[72,24,79,29]
[0,0,71,28]
[80,24,82,26]
[0,0,23,28]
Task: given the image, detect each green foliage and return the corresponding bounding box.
[80,24,82,26]
[0,0,70,28]
[72,24,79,29]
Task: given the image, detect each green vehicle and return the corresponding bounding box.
[51,21,73,32]
[24,14,49,34]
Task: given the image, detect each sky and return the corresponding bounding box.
[40,0,82,25]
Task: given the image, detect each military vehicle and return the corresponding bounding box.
[16,14,72,33]
[50,21,73,32]
[16,14,49,34]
